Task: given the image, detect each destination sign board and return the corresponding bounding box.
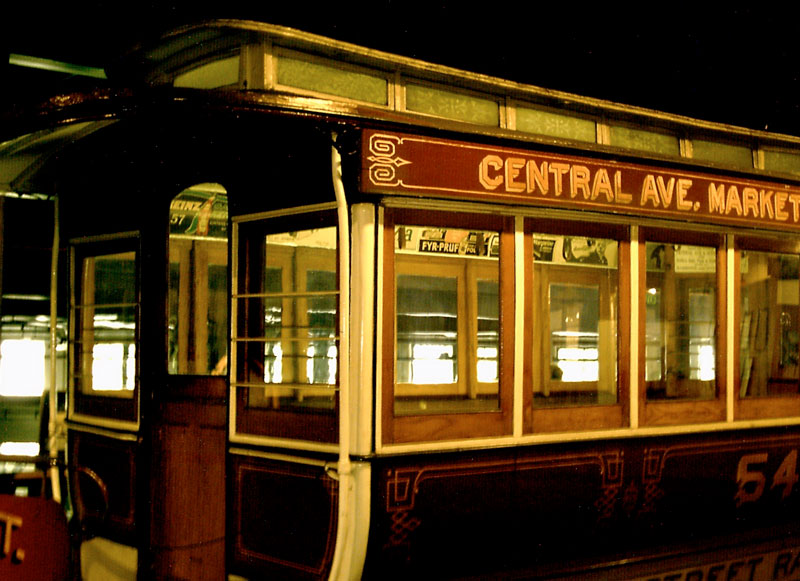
[361,130,800,233]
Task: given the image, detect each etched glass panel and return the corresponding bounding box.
[692,139,753,168]
[516,107,596,143]
[609,125,679,156]
[174,54,240,89]
[764,150,800,175]
[277,55,388,105]
[406,83,499,126]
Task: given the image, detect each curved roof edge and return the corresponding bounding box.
[111,19,800,145]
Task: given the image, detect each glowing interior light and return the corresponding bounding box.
[92,343,135,391]
[698,345,715,380]
[327,345,338,384]
[411,344,455,384]
[556,347,600,382]
[126,344,136,390]
[477,347,498,382]
[0,339,46,397]
[304,344,337,384]
[0,442,40,456]
[265,344,283,383]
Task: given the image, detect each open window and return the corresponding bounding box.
[232,209,339,443]
[382,208,513,444]
[639,228,726,425]
[735,235,800,419]
[524,219,629,432]
[69,237,139,426]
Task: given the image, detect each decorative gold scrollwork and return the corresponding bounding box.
[367,133,411,187]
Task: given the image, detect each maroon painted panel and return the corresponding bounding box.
[367,428,800,578]
[69,431,137,545]
[229,455,338,580]
[361,130,800,233]
[0,495,69,581]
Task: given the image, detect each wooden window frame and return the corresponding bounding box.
[382,208,514,444]
[523,219,630,433]
[638,228,727,426]
[734,235,800,420]
[233,211,340,443]
[394,256,499,399]
[69,237,140,425]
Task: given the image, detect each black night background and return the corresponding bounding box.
[2,3,799,135]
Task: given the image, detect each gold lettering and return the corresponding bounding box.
[656,176,675,207]
[760,190,774,219]
[479,155,504,190]
[790,194,800,222]
[640,174,660,207]
[743,187,759,217]
[726,185,743,216]
[776,192,789,221]
[526,160,549,194]
[505,157,526,193]
[676,179,693,211]
[614,171,633,203]
[709,183,726,213]
[570,165,591,199]
[549,163,570,196]
[0,511,22,558]
[591,168,614,201]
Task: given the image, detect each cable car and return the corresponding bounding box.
[2,19,800,580]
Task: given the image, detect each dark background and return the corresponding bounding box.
[2,3,799,135]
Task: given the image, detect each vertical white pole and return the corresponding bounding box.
[513,217,524,437]
[49,196,62,503]
[726,235,735,422]
[329,137,354,579]
[630,226,639,429]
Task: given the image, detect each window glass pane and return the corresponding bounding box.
[645,242,717,400]
[277,55,388,105]
[764,150,800,175]
[609,125,679,156]
[394,225,500,415]
[174,54,239,89]
[550,284,600,382]
[74,251,137,396]
[532,235,618,407]
[740,251,800,397]
[692,139,753,168]
[306,269,338,385]
[516,107,596,143]
[406,84,499,126]
[168,183,228,375]
[236,226,338,415]
[397,274,458,385]
[477,279,499,383]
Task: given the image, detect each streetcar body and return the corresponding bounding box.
[1,20,800,580]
